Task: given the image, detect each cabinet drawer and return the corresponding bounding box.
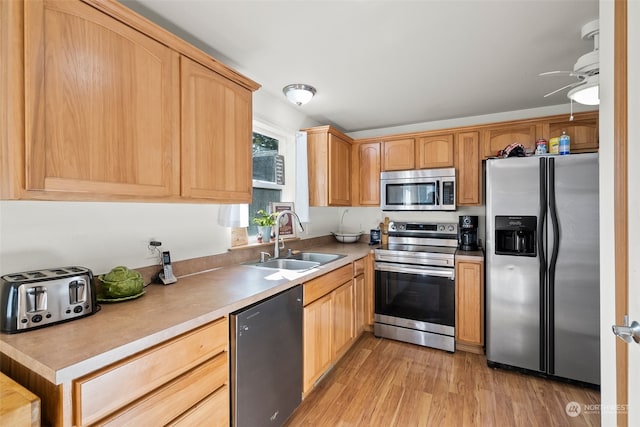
[304,265,352,305]
[168,385,230,427]
[73,317,228,426]
[100,352,228,426]
[353,258,365,277]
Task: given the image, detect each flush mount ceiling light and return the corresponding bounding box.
[567,75,599,105]
[283,84,316,106]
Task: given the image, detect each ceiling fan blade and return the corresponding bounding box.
[543,81,582,97]
[539,71,574,76]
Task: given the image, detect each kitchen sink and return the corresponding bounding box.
[248,259,320,271]
[287,252,345,264]
[244,252,345,271]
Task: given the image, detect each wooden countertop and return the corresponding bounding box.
[0,243,373,385]
[0,372,40,426]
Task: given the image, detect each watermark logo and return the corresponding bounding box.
[565,401,582,417]
[565,401,628,417]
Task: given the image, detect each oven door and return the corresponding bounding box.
[374,262,455,331]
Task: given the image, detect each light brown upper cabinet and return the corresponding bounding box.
[381,138,415,171]
[1,0,259,202]
[306,126,352,206]
[481,124,538,159]
[540,111,599,153]
[352,142,381,206]
[454,131,481,206]
[22,0,181,200]
[416,134,454,169]
[181,57,252,202]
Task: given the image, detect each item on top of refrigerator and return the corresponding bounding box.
[499,143,526,158]
[549,137,560,154]
[535,139,548,155]
[559,131,571,155]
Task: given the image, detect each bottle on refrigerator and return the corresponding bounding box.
[559,131,570,155]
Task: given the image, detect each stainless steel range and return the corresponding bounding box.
[374,221,458,352]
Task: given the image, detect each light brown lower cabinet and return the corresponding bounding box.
[455,259,485,354]
[167,385,229,427]
[303,292,333,393]
[303,259,372,395]
[73,317,229,426]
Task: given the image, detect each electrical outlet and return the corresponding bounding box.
[146,238,161,259]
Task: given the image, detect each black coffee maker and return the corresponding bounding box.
[458,215,479,251]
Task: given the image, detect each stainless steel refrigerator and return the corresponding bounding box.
[485,153,600,386]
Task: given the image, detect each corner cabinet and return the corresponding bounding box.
[305,126,352,206]
[1,0,259,202]
[23,0,181,200]
[455,258,485,354]
[540,111,599,153]
[180,57,252,202]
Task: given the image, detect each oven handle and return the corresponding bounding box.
[375,262,455,280]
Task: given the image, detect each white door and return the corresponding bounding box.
[600,1,639,425]
[625,1,639,424]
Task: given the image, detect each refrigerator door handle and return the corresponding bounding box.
[538,157,547,372]
[547,157,560,375]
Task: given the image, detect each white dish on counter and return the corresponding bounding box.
[332,232,363,243]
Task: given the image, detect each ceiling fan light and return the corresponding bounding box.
[283,84,316,106]
[567,75,599,105]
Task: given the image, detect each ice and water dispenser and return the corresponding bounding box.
[494,216,536,256]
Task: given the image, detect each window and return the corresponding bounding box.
[248,124,289,237]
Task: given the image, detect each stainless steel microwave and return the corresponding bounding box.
[380,168,456,211]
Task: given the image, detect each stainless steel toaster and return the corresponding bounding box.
[1,266,98,333]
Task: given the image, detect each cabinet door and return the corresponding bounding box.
[366,253,375,326]
[353,142,381,206]
[354,273,366,335]
[455,131,481,206]
[381,138,415,171]
[328,134,352,206]
[482,124,537,159]
[332,281,355,360]
[181,56,252,202]
[542,114,599,153]
[25,0,180,198]
[455,260,484,347]
[303,293,332,393]
[416,134,454,169]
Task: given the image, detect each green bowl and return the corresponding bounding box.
[99,266,144,298]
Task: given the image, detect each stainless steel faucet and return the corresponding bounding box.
[274,210,304,258]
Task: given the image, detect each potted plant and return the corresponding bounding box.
[252,209,276,243]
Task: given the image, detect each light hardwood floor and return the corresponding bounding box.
[286,333,600,426]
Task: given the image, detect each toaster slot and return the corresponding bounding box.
[26,286,48,312]
[69,279,87,304]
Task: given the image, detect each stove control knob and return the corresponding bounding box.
[397,224,404,231]
[448,225,455,232]
[438,225,445,232]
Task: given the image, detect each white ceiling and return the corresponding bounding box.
[122,0,599,133]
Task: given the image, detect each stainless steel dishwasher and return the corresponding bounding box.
[230,285,303,427]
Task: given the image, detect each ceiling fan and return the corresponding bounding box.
[540,19,599,105]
